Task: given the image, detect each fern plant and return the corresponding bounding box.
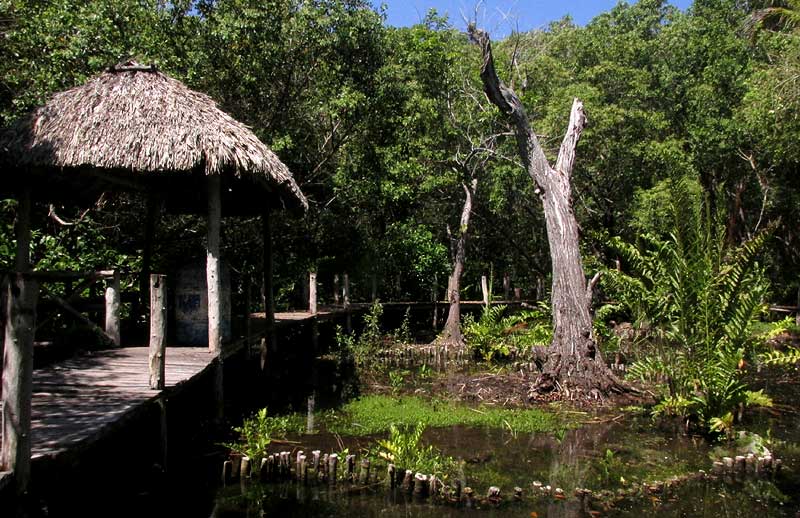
[604,177,775,436]
[463,303,552,362]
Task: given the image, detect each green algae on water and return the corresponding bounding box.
[322,395,566,436]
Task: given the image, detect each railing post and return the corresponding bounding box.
[343,272,351,333]
[333,274,340,306]
[149,274,167,390]
[105,269,121,346]
[481,275,490,308]
[308,271,317,314]
[207,174,222,355]
[1,274,38,494]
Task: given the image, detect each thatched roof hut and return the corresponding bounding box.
[0,61,307,214]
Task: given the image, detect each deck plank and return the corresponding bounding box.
[0,347,216,460]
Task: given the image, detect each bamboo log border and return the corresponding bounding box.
[220,449,785,509]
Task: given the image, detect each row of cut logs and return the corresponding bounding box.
[221,451,785,508]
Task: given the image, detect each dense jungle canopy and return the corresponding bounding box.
[1,0,798,310]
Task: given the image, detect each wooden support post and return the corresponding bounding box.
[140,192,159,311]
[514,287,522,301]
[306,391,315,434]
[1,274,38,494]
[343,272,351,333]
[796,286,800,327]
[308,271,317,314]
[334,274,340,305]
[15,187,32,273]
[158,397,168,473]
[343,273,350,307]
[328,453,338,484]
[262,208,276,365]
[105,269,121,347]
[214,356,224,427]
[432,275,438,329]
[342,454,353,482]
[503,273,510,301]
[481,275,490,307]
[245,278,253,357]
[149,274,167,390]
[207,174,222,355]
[358,458,370,485]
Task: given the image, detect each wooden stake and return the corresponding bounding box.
[402,470,414,493]
[149,274,167,390]
[259,457,269,481]
[158,397,168,473]
[503,272,510,300]
[104,269,121,346]
[262,208,276,364]
[222,460,232,484]
[140,192,159,311]
[1,274,38,494]
[514,287,521,301]
[346,454,356,481]
[481,275,489,307]
[358,458,370,485]
[413,473,428,498]
[334,274,340,305]
[241,456,251,479]
[796,286,800,327]
[342,273,352,332]
[245,278,253,357]
[15,187,31,273]
[309,271,317,314]
[328,453,338,484]
[207,174,222,355]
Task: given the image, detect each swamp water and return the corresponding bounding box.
[210,410,800,518]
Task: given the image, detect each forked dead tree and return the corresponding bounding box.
[440,178,478,348]
[468,25,626,397]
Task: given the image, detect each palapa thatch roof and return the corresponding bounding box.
[0,61,307,213]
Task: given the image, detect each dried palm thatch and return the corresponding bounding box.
[0,61,307,212]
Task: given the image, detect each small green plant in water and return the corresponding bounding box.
[374,423,457,479]
[223,409,304,466]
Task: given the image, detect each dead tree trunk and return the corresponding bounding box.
[469,25,624,397]
[439,179,478,348]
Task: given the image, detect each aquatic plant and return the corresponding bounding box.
[223,409,304,465]
[373,422,457,479]
[323,395,564,436]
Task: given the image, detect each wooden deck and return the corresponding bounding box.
[23,347,215,460]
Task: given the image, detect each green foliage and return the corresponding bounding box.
[388,369,408,396]
[373,422,456,478]
[223,409,303,466]
[604,177,775,436]
[393,307,413,344]
[760,347,800,366]
[463,303,552,363]
[323,395,564,436]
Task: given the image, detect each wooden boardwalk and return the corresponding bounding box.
[23,347,215,460]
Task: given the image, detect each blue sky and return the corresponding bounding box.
[371,0,694,34]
